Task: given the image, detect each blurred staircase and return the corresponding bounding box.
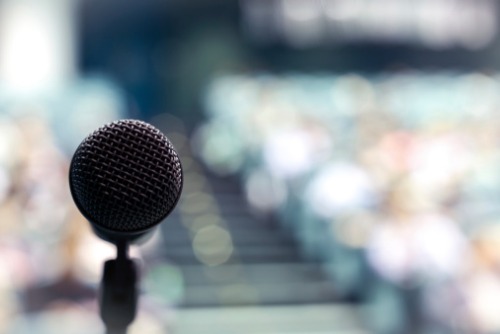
[162,173,339,307]
[157,140,367,333]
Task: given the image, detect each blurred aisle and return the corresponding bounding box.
[164,171,338,307]
[153,121,367,332]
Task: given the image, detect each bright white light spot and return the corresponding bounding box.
[325,0,362,21]
[245,169,287,212]
[283,0,321,23]
[0,0,74,96]
[193,225,234,266]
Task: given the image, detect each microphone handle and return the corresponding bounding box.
[106,327,128,334]
[100,243,138,334]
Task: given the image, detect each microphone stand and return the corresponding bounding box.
[99,241,138,334]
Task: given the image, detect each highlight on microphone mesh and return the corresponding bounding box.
[69,119,183,232]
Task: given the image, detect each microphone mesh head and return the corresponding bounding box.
[69,119,183,232]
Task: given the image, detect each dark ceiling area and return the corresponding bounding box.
[77,0,500,123]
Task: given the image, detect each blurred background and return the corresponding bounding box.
[1,0,500,333]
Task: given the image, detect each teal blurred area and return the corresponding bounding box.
[1,0,500,333]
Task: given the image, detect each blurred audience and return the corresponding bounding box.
[197,72,500,333]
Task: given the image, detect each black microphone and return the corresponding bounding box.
[68,119,183,334]
[69,119,183,245]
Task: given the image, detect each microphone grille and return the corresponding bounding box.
[69,119,183,232]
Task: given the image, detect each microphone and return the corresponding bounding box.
[68,119,183,334]
[69,119,183,245]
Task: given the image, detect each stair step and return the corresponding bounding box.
[222,215,276,229]
[163,215,274,230]
[178,263,328,285]
[161,230,291,246]
[205,175,241,188]
[213,195,248,207]
[180,280,337,307]
[163,245,302,265]
[172,304,367,334]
